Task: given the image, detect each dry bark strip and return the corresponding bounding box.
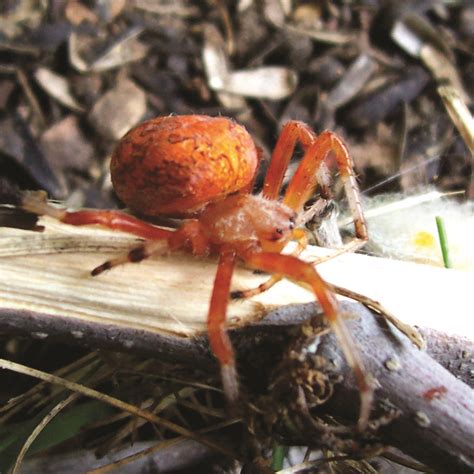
[301,303,474,473]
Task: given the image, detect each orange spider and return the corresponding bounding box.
[20,115,372,427]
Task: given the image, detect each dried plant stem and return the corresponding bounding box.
[12,393,79,474]
[0,358,239,460]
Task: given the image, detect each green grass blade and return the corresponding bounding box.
[435,216,452,268]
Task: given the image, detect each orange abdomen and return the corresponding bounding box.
[111,115,259,216]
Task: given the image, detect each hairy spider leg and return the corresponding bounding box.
[234,126,369,299]
[282,130,367,244]
[22,191,242,409]
[263,122,367,242]
[271,129,373,428]
[207,250,240,408]
[21,192,217,275]
[241,250,374,430]
[91,220,244,409]
[90,239,168,276]
[230,122,319,299]
[241,124,374,427]
[22,192,240,401]
[263,121,316,200]
[90,220,211,275]
[231,228,308,299]
[20,192,191,275]
[21,192,174,241]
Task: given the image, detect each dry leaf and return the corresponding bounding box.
[89,77,146,141]
[34,67,85,112]
[222,67,298,100]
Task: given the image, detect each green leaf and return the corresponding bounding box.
[0,400,115,471]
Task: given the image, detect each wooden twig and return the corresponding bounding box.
[289,303,474,473]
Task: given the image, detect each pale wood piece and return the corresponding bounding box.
[0,216,471,339]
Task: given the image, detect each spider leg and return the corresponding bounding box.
[91,240,168,275]
[230,274,281,300]
[241,250,374,430]
[20,191,173,240]
[263,121,316,200]
[91,220,210,276]
[283,130,367,245]
[263,122,367,248]
[20,192,213,275]
[231,228,308,300]
[234,126,369,298]
[208,250,239,408]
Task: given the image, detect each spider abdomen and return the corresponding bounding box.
[111,115,259,217]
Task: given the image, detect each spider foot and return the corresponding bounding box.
[21,190,65,220]
[91,260,114,276]
[230,283,268,300]
[91,242,167,276]
[230,275,281,300]
[221,363,240,415]
[230,289,245,300]
[230,286,265,300]
[91,252,137,276]
[90,248,147,276]
[357,373,376,431]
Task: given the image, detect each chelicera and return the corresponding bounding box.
[20,115,372,427]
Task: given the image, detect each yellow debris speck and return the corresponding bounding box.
[412,231,436,249]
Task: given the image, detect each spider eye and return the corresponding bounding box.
[289,215,295,230]
[266,227,286,241]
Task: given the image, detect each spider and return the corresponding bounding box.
[20,115,373,427]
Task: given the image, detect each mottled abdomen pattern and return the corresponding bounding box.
[111,115,259,216]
